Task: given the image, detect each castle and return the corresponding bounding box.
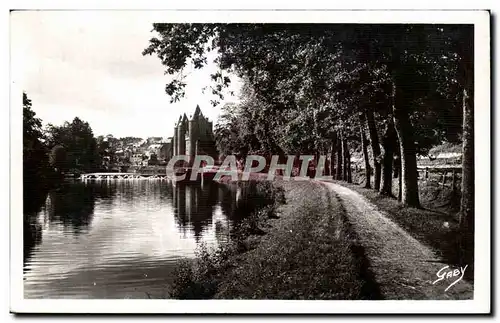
[168,105,217,164]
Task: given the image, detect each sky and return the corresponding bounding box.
[11,11,242,139]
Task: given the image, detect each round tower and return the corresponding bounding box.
[188,119,197,163]
[173,126,178,156]
[177,124,186,156]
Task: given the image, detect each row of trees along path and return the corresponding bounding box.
[143,23,474,250]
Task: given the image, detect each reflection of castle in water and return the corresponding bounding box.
[171,181,262,242]
[23,179,266,275]
[172,182,221,242]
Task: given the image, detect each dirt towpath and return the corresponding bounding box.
[320,181,473,300]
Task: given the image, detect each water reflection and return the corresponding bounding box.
[45,183,96,235]
[172,182,222,242]
[23,219,43,270]
[23,179,262,299]
[23,189,49,274]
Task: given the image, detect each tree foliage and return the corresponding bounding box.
[45,118,100,173]
[23,93,51,210]
[144,23,473,208]
[49,145,67,174]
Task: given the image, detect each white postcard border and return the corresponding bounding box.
[9,9,491,314]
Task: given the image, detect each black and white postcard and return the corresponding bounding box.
[9,9,491,314]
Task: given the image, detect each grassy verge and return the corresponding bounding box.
[333,180,473,282]
[167,179,374,299]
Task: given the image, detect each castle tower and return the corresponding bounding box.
[177,125,184,155]
[173,125,178,156]
[188,118,197,162]
[193,105,202,118]
[168,137,174,160]
[208,121,213,138]
[188,105,204,162]
[177,114,188,156]
[171,105,217,163]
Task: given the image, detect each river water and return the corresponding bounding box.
[23,180,258,299]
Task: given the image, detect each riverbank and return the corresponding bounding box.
[168,178,377,299]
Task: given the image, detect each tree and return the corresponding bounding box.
[364,108,382,190]
[455,27,474,235]
[143,23,473,209]
[49,145,67,175]
[23,92,51,210]
[46,117,100,173]
[379,120,398,196]
[359,114,371,188]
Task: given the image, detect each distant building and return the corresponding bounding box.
[131,153,145,166]
[147,137,163,145]
[170,105,217,164]
[147,143,162,155]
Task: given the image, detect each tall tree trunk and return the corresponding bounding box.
[336,135,343,180]
[346,146,352,184]
[330,132,337,177]
[365,109,381,190]
[459,83,474,230]
[458,28,474,235]
[360,123,371,188]
[314,150,321,177]
[392,80,420,208]
[395,154,402,202]
[325,148,330,176]
[453,25,474,267]
[342,138,348,181]
[380,121,397,196]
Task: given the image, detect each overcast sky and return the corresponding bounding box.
[11,11,242,139]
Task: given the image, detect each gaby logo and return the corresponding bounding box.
[432,265,468,292]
